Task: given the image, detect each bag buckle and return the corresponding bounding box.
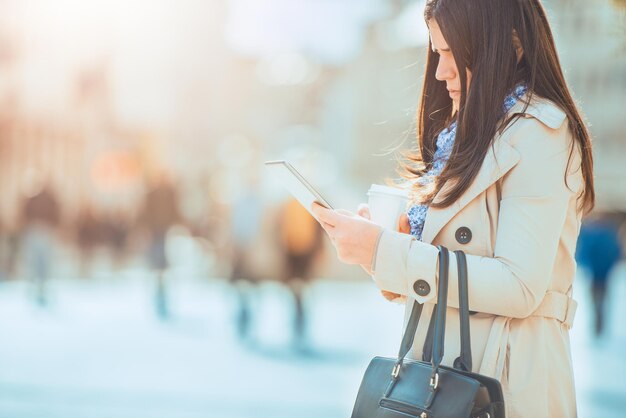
[391,363,401,378]
[429,372,439,390]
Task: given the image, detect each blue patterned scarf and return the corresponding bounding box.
[407,84,528,240]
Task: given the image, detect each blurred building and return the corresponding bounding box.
[550,0,626,209]
[0,0,624,278]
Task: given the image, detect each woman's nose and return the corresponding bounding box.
[435,57,456,82]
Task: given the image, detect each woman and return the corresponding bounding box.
[311,0,594,416]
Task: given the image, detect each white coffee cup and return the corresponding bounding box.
[367,184,410,230]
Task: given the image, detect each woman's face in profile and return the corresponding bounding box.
[428,19,472,111]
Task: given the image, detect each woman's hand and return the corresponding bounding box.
[356,204,375,275]
[358,204,411,302]
[312,202,412,302]
[355,204,410,276]
[398,212,411,234]
[356,203,411,234]
[310,203,382,272]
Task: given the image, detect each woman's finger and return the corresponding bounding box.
[317,219,335,238]
[398,213,411,234]
[321,221,335,231]
[335,209,354,217]
[357,203,371,219]
[381,290,402,301]
[311,202,337,227]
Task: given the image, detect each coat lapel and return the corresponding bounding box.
[419,94,565,244]
[421,137,520,244]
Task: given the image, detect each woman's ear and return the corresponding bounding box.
[512,29,524,63]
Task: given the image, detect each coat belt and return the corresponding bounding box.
[478,291,577,378]
[529,291,577,329]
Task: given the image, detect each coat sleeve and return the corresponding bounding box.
[372,119,583,318]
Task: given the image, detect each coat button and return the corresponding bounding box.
[413,280,431,296]
[455,227,472,244]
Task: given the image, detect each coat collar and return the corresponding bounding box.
[506,93,567,130]
[421,137,520,243]
[420,94,566,244]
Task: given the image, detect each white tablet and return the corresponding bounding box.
[264,160,333,216]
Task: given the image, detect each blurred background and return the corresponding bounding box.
[0,0,624,417]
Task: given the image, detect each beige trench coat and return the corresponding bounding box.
[372,94,582,418]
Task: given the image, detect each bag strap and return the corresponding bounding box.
[430,246,449,370]
[384,246,449,403]
[396,298,424,361]
[392,246,449,371]
[421,307,436,362]
[418,246,450,409]
[453,250,472,372]
[423,250,473,373]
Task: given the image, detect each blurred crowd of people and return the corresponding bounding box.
[0,167,329,349]
[229,181,325,349]
[0,172,183,307]
[2,165,626,346]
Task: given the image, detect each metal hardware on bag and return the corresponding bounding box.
[352,246,506,418]
[391,363,401,378]
[429,373,439,390]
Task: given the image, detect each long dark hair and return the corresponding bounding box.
[403,0,594,214]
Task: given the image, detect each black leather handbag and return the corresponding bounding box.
[351,247,505,418]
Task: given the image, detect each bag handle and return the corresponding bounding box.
[396,297,424,362]
[422,250,473,372]
[430,245,449,372]
[389,246,449,377]
[383,246,449,405]
[453,250,472,372]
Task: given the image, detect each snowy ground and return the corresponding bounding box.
[0,265,625,418]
